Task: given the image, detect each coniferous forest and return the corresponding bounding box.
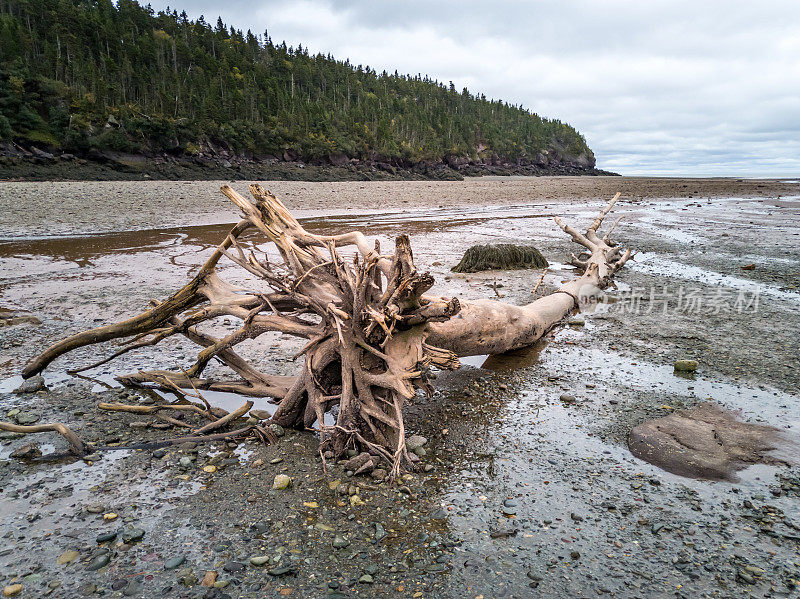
[0,0,606,179]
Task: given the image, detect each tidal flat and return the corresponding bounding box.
[0,176,799,598]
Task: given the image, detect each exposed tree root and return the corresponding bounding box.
[23,186,632,478]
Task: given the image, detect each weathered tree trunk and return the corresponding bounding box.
[429,193,630,355]
[21,186,630,475]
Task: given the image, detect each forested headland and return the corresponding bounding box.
[0,0,614,180]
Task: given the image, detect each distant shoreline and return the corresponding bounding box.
[0,149,615,183]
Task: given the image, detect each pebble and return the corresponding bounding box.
[406,435,428,451]
[10,444,41,460]
[267,565,295,576]
[374,523,387,541]
[164,556,186,570]
[358,574,374,584]
[250,556,270,566]
[567,315,585,326]
[86,554,110,571]
[13,375,45,393]
[559,394,576,404]
[269,423,285,437]
[737,569,755,584]
[344,452,372,472]
[123,581,143,595]
[57,550,79,565]
[273,474,291,489]
[179,570,198,586]
[121,528,145,543]
[223,562,245,573]
[425,564,446,573]
[2,584,22,597]
[332,536,350,548]
[111,579,127,591]
[96,531,118,543]
[674,359,698,372]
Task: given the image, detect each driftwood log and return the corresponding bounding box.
[21,186,631,476]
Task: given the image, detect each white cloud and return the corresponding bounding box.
[149,0,800,175]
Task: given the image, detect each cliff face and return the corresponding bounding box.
[0,140,615,182]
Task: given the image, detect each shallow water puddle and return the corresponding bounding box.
[630,252,800,305]
[0,449,131,521]
[152,386,276,415]
[0,202,557,260]
[0,224,221,265]
[0,371,72,394]
[539,342,800,425]
[629,402,800,481]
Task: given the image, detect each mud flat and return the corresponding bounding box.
[0,178,799,597]
[1,176,798,238]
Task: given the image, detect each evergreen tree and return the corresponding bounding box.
[0,0,593,166]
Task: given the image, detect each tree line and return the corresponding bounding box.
[0,0,593,166]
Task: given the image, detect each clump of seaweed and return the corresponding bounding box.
[451,243,548,273]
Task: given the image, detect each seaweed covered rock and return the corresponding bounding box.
[452,243,548,273]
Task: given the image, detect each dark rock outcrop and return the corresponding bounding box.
[629,402,798,480]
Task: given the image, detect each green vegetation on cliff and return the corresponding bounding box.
[0,0,595,168]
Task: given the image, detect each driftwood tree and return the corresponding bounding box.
[21,185,631,475]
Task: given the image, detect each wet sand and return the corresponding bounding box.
[1,177,800,598]
[1,176,798,238]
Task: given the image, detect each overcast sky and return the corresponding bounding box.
[149,0,800,176]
